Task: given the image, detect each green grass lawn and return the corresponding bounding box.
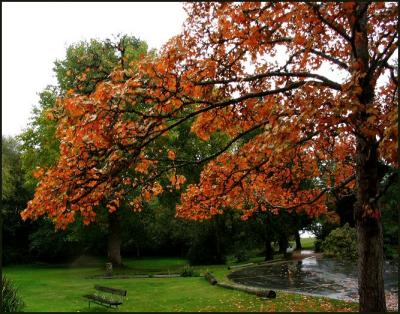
[299,237,316,250]
[286,237,316,251]
[4,256,358,312]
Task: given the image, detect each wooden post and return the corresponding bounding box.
[106,262,113,276]
[204,272,218,285]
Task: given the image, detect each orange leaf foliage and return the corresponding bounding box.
[21,2,397,232]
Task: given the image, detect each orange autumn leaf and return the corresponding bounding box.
[143,190,152,201]
[167,150,176,160]
[32,167,45,179]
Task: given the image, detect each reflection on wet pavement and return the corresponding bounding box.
[228,255,398,303]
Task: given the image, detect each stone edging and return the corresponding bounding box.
[227,258,286,270]
[85,273,189,279]
[204,272,276,298]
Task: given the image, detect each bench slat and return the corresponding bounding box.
[84,285,126,309]
[83,294,123,306]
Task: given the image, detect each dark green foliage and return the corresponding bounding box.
[2,136,35,265]
[27,218,106,263]
[232,241,250,263]
[1,275,25,312]
[379,170,399,262]
[186,219,228,265]
[314,239,324,253]
[2,137,30,203]
[322,223,358,260]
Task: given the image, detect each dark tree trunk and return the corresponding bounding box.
[278,234,288,257]
[294,230,302,251]
[214,216,225,263]
[355,137,386,312]
[357,217,386,312]
[107,212,122,267]
[264,216,274,261]
[215,229,221,259]
[352,3,387,311]
[265,237,274,261]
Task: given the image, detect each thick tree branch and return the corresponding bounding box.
[196,72,342,91]
[308,48,349,70]
[307,3,352,44]
[148,120,269,166]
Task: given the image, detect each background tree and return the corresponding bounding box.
[54,35,150,95]
[19,35,152,266]
[2,136,33,265]
[19,86,60,191]
[379,169,399,262]
[2,136,22,201]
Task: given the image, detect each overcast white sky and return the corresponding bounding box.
[2,2,187,137]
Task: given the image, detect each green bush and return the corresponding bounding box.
[180,265,199,277]
[233,248,250,263]
[314,239,323,252]
[1,275,25,312]
[322,223,358,260]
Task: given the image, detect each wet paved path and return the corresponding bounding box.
[228,251,398,309]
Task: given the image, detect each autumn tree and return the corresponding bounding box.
[147,2,395,311]
[167,3,396,312]
[21,2,397,311]
[20,35,153,266]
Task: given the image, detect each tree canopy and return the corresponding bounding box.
[20,3,397,312]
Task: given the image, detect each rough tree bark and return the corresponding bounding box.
[353,2,387,311]
[107,211,122,267]
[355,138,386,312]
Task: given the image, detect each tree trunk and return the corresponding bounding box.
[107,212,122,267]
[264,216,274,261]
[265,237,274,261]
[355,137,386,312]
[214,217,223,262]
[352,3,387,311]
[278,234,288,257]
[294,230,302,251]
[357,217,386,312]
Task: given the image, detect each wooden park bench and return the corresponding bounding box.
[83,285,127,309]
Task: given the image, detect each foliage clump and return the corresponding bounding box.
[1,275,25,312]
[322,223,358,260]
[233,248,250,263]
[180,265,199,277]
